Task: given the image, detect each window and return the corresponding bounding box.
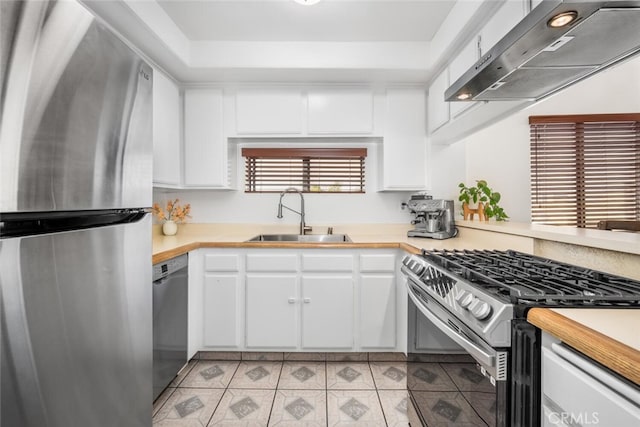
[529,113,640,228]
[242,147,366,193]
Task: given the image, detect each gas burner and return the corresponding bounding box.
[422,249,640,306]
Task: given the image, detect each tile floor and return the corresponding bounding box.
[152,352,410,426]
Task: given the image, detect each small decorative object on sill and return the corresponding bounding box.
[458,180,508,221]
[462,201,486,221]
[152,199,191,236]
[162,220,178,236]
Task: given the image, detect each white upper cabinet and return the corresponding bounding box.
[427,68,450,133]
[479,0,526,56]
[235,89,303,135]
[427,0,531,143]
[152,70,181,187]
[307,89,374,134]
[183,89,227,188]
[381,89,426,190]
[449,38,478,118]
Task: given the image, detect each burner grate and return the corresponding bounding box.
[422,249,640,306]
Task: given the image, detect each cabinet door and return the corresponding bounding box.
[381,89,427,190]
[203,275,240,348]
[235,89,303,134]
[427,69,450,133]
[360,275,396,349]
[152,71,181,186]
[479,1,525,56]
[449,38,478,118]
[301,276,353,349]
[307,89,373,134]
[184,89,226,187]
[245,275,297,348]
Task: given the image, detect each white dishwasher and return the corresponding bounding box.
[152,254,188,401]
[542,341,640,426]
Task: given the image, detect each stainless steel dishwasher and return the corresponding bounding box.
[152,253,188,401]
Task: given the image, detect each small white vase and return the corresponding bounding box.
[162,220,178,236]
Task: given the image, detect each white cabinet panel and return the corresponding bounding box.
[204,254,240,272]
[246,254,297,272]
[246,275,298,348]
[236,90,303,134]
[381,89,427,190]
[184,89,226,187]
[360,254,395,272]
[301,254,354,272]
[203,275,240,348]
[360,275,396,349]
[542,345,640,426]
[428,69,450,133]
[449,38,479,118]
[480,1,525,56]
[301,276,353,349]
[307,90,374,134]
[152,71,181,186]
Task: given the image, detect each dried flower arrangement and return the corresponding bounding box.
[152,199,191,223]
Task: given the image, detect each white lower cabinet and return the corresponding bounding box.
[541,331,640,426]
[360,274,396,349]
[195,248,403,352]
[203,275,240,348]
[246,275,298,348]
[301,275,353,349]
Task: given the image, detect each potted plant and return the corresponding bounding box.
[458,180,508,221]
[152,199,192,235]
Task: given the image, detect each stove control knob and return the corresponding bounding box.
[467,297,481,312]
[413,263,425,275]
[455,291,474,309]
[471,301,492,320]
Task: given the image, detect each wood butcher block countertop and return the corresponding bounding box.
[528,308,640,385]
[151,223,535,264]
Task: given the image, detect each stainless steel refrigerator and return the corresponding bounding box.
[1,1,152,426]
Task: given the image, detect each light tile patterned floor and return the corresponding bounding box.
[152,353,409,426]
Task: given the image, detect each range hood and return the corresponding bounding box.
[445,0,640,102]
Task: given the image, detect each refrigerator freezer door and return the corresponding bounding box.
[0,0,152,213]
[0,214,152,427]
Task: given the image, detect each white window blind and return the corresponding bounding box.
[242,148,366,193]
[530,114,640,228]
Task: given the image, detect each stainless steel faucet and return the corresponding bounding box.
[277,187,312,235]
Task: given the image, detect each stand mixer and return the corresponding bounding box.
[404,194,458,239]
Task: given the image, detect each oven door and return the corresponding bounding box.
[406,277,509,427]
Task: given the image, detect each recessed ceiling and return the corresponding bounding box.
[156,0,456,42]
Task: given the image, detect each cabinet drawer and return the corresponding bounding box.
[301,254,354,272]
[246,254,297,272]
[359,254,395,272]
[204,254,240,272]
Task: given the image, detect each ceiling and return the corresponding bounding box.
[83,0,494,83]
[155,0,456,42]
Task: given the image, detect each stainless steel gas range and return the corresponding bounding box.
[401,249,640,427]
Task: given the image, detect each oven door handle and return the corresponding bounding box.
[407,281,496,369]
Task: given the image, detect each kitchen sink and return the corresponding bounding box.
[246,234,352,243]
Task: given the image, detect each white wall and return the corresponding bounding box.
[154,141,416,224]
[456,55,640,222]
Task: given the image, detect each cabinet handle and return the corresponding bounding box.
[288,298,296,304]
[303,298,311,303]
